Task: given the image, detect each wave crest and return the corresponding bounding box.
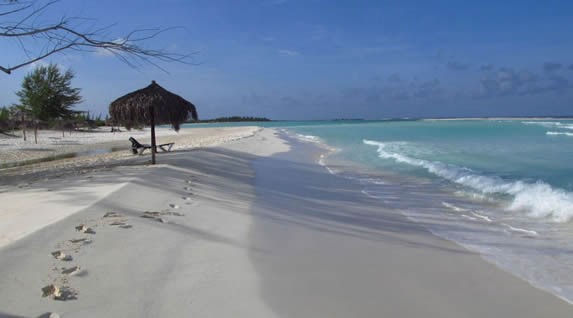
[522,121,573,130]
[364,139,573,222]
[547,131,573,137]
[295,134,321,143]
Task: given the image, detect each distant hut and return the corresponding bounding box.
[109,81,198,164]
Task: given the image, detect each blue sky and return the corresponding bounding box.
[2,0,573,119]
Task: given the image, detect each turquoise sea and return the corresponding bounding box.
[184,119,573,303]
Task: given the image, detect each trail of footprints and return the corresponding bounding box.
[41,175,200,304]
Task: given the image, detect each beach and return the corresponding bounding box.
[0,126,572,317]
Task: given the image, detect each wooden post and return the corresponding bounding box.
[21,114,26,141]
[150,105,157,165]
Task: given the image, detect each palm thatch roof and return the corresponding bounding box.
[109,81,198,131]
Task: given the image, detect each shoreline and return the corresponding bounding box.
[249,132,573,317]
[422,117,573,121]
[0,127,571,316]
[291,128,573,306]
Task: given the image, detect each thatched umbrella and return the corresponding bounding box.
[109,80,198,164]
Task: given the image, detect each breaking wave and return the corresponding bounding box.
[364,139,573,222]
[522,121,573,130]
[546,131,573,137]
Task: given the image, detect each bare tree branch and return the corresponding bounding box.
[1,0,197,74]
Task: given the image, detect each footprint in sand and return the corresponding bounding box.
[166,212,184,216]
[141,212,167,223]
[143,211,161,217]
[41,284,77,301]
[61,266,81,276]
[51,251,72,261]
[103,212,121,218]
[169,204,180,209]
[41,285,61,298]
[69,238,92,244]
[109,221,133,229]
[75,225,95,234]
[37,312,61,318]
[183,186,192,191]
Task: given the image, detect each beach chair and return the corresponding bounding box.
[129,137,174,155]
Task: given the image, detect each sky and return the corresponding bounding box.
[1,0,573,120]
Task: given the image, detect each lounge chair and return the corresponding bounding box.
[129,137,174,155]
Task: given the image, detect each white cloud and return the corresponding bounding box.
[94,38,126,57]
[27,61,70,72]
[28,60,49,70]
[278,49,300,57]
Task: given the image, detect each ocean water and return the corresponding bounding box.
[185,119,573,303]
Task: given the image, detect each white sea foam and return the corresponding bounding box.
[364,139,573,223]
[461,214,478,221]
[361,189,382,199]
[471,212,493,222]
[358,178,386,185]
[501,223,538,236]
[442,201,468,212]
[442,202,493,222]
[454,190,497,202]
[522,121,573,130]
[318,154,326,166]
[546,131,573,137]
[295,134,322,143]
[318,154,337,175]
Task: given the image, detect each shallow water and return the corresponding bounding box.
[270,119,573,303]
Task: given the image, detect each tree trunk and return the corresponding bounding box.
[150,105,156,165]
[21,115,26,141]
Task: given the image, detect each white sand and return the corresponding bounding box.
[0,127,572,317]
[0,126,260,247]
[0,127,286,317]
[0,126,258,166]
[0,127,258,247]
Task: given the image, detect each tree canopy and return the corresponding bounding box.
[16,63,82,121]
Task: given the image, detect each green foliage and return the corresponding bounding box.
[16,64,82,121]
[193,116,271,123]
[72,111,107,128]
[0,108,9,122]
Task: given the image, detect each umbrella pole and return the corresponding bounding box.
[150,105,157,164]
